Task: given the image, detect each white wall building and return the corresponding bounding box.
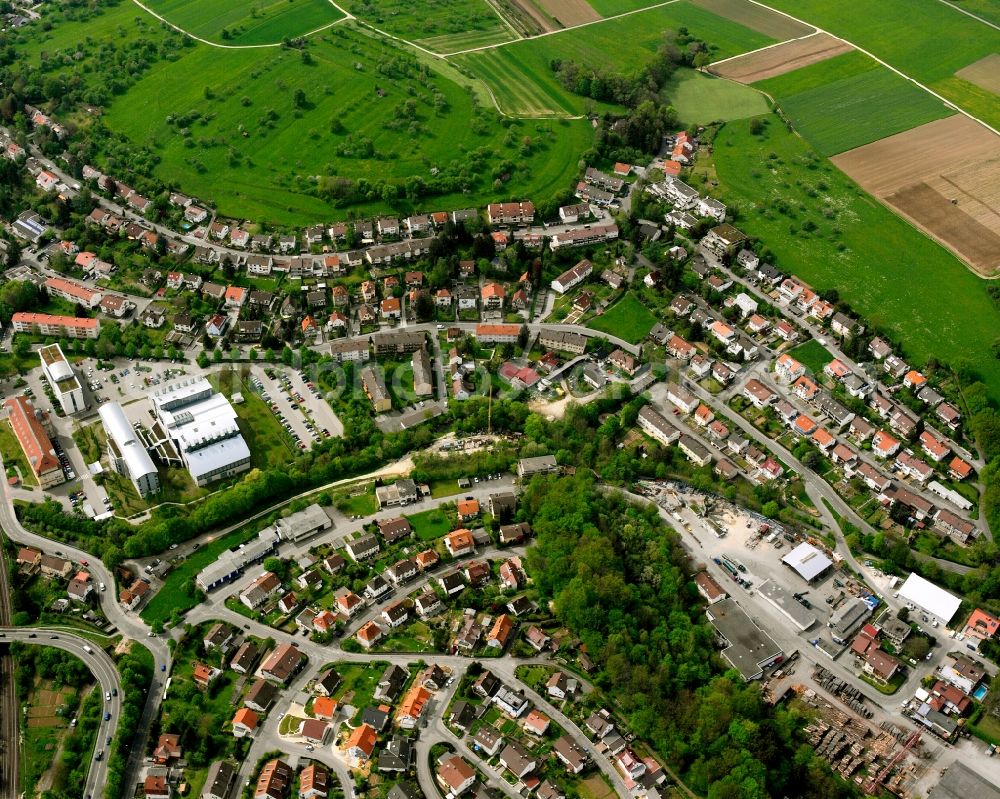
[39,344,85,415]
[99,402,160,497]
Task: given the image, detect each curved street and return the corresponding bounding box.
[0,627,122,799]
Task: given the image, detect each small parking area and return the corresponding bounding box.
[249,366,343,452]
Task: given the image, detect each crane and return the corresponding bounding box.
[864,729,922,795]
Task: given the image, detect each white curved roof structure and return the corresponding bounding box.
[99,402,157,483]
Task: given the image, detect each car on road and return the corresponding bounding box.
[94,750,103,761]
[160,664,166,672]
[105,692,111,701]
[103,712,110,721]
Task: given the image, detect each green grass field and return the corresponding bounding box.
[946,0,1000,25]
[766,63,953,156]
[587,292,657,344]
[665,68,769,125]
[457,1,775,116]
[408,507,453,541]
[144,0,344,44]
[348,0,513,52]
[758,0,1000,129]
[92,23,592,223]
[788,340,834,375]
[697,114,1000,404]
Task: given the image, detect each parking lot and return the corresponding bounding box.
[249,365,343,452]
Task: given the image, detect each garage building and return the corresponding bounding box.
[781,542,833,582]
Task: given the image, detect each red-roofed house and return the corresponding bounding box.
[964,609,1000,643]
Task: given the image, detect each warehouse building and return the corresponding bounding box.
[897,573,962,626]
[149,377,251,487]
[781,542,833,583]
[706,597,783,681]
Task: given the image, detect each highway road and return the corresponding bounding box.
[0,453,170,797]
[0,627,122,799]
[0,543,17,798]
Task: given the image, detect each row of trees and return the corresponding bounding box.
[523,473,857,799]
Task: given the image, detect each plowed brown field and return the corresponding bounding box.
[709,32,853,83]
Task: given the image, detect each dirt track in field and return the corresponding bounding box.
[535,0,600,26]
[832,115,1000,276]
[708,32,853,83]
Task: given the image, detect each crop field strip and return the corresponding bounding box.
[345,0,512,51]
[708,32,853,83]
[749,50,955,157]
[142,0,345,44]
[687,0,814,39]
[954,53,1000,96]
[749,0,1000,130]
[831,115,1000,277]
[454,1,777,116]
[701,116,1000,405]
[532,0,601,26]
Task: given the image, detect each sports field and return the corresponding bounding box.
[458,1,776,116]
[753,51,953,156]
[698,114,1000,404]
[144,0,344,44]
[756,0,1000,129]
[587,292,657,344]
[664,68,769,125]
[88,23,591,223]
[348,0,514,52]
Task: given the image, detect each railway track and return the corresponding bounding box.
[0,541,18,798]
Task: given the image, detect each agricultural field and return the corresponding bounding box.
[89,22,591,223]
[347,0,515,52]
[947,0,1000,26]
[754,52,954,156]
[456,1,776,116]
[709,32,853,83]
[693,114,1000,405]
[688,0,814,38]
[663,68,769,125]
[532,0,601,27]
[757,0,1000,129]
[587,292,657,344]
[955,53,1000,96]
[831,115,1000,277]
[144,0,345,45]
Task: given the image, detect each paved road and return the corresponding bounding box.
[0,627,122,799]
[0,454,170,797]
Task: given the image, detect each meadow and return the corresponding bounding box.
[694,115,1000,404]
[768,64,954,156]
[788,340,834,375]
[757,0,1000,129]
[144,0,344,44]
[587,292,657,344]
[347,0,513,52]
[456,1,775,116]
[664,68,769,125]
[93,23,591,223]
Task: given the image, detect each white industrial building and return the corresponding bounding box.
[275,504,332,542]
[39,344,85,415]
[897,573,962,626]
[149,377,251,487]
[98,402,159,498]
[195,527,280,591]
[781,542,833,582]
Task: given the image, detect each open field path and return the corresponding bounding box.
[935,0,1000,31]
[126,0,353,48]
[740,0,1000,137]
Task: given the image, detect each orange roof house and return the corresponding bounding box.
[457,499,480,521]
[345,723,377,760]
[313,696,338,721]
[445,529,475,557]
[397,685,431,728]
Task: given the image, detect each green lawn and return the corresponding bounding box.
[456,1,775,116]
[211,372,296,470]
[347,0,512,52]
[334,487,379,517]
[586,291,657,344]
[665,68,770,125]
[408,507,453,541]
[787,340,834,375]
[758,0,1000,130]
[0,423,39,487]
[144,0,344,44]
[767,64,953,156]
[141,524,260,624]
[696,114,1000,405]
[328,660,390,723]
